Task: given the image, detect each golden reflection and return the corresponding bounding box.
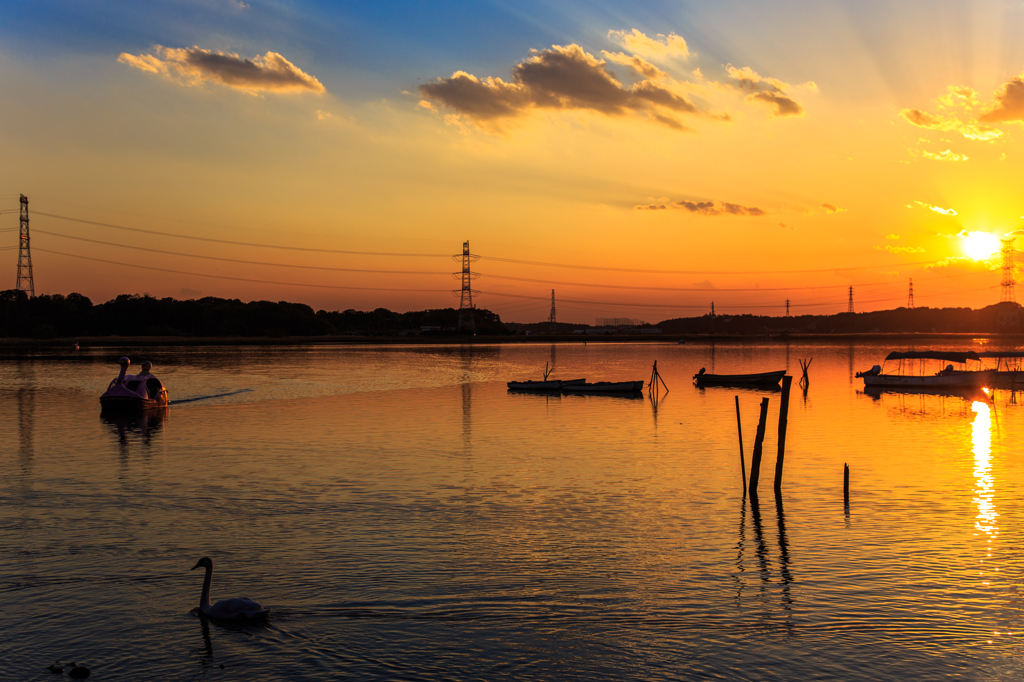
[971,401,997,537]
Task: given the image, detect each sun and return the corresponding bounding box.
[961,231,1001,261]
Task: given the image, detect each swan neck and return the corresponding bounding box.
[200,564,213,608]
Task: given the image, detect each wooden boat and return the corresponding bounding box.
[692,369,786,387]
[856,351,993,389]
[100,357,169,409]
[565,380,643,393]
[507,378,585,390]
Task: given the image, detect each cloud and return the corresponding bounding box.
[635,198,765,216]
[749,91,803,117]
[693,279,717,289]
[938,85,978,109]
[724,65,811,117]
[601,51,666,79]
[821,203,847,214]
[886,234,900,240]
[979,74,1024,123]
[900,108,958,130]
[922,149,968,161]
[419,44,699,129]
[911,201,957,215]
[180,287,202,297]
[900,107,1003,141]
[880,245,926,254]
[607,29,689,59]
[118,46,325,94]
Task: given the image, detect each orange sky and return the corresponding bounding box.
[0,1,1021,322]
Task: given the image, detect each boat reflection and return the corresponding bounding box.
[101,406,169,447]
[860,385,991,401]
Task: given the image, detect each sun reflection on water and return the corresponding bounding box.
[972,401,997,537]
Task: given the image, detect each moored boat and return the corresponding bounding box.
[693,369,786,386]
[100,357,169,409]
[507,378,586,390]
[976,351,1024,389]
[856,351,993,389]
[566,380,643,393]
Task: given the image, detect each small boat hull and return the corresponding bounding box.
[506,378,586,390]
[507,380,560,390]
[567,381,643,393]
[694,370,786,387]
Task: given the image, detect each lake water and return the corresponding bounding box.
[1,340,1022,680]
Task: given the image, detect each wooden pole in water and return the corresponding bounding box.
[844,463,850,505]
[735,396,747,492]
[748,397,770,499]
[773,375,793,494]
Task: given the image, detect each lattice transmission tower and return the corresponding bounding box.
[908,279,914,309]
[452,240,479,332]
[16,194,34,297]
[548,289,556,333]
[847,286,854,313]
[998,238,1019,330]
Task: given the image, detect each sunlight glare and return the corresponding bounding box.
[962,232,1002,261]
[972,401,997,537]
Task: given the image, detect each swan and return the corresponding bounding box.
[191,557,270,620]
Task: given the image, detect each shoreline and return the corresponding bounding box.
[1,331,1021,350]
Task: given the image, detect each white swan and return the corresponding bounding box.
[191,557,270,619]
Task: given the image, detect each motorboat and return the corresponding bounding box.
[507,378,585,390]
[100,357,169,409]
[976,351,1024,389]
[693,368,786,387]
[856,351,993,389]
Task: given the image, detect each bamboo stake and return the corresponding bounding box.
[773,375,793,494]
[735,396,747,492]
[748,397,770,499]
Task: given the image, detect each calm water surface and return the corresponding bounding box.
[2,341,1023,680]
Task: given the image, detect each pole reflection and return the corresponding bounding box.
[16,360,36,481]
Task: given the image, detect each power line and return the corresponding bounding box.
[477,254,945,275]
[35,212,452,258]
[33,248,452,293]
[36,210,947,275]
[32,225,973,293]
[34,230,450,275]
[477,271,901,292]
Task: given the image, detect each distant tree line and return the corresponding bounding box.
[0,290,508,338]
[657,302,1023,335]
[1,289,1020,339]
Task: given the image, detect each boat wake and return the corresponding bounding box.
[169,389,254,405]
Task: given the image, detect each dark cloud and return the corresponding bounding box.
[725,65,809,117]
[635,198,766,216]
[979,75,1024,123]
[901,108,948,128]
[420,44,699,129]
[749,91,803,117]
[119,46,325,94]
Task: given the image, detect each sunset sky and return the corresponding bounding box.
[1,0,1022,323]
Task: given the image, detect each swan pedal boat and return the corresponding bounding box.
[100,357,169,410]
